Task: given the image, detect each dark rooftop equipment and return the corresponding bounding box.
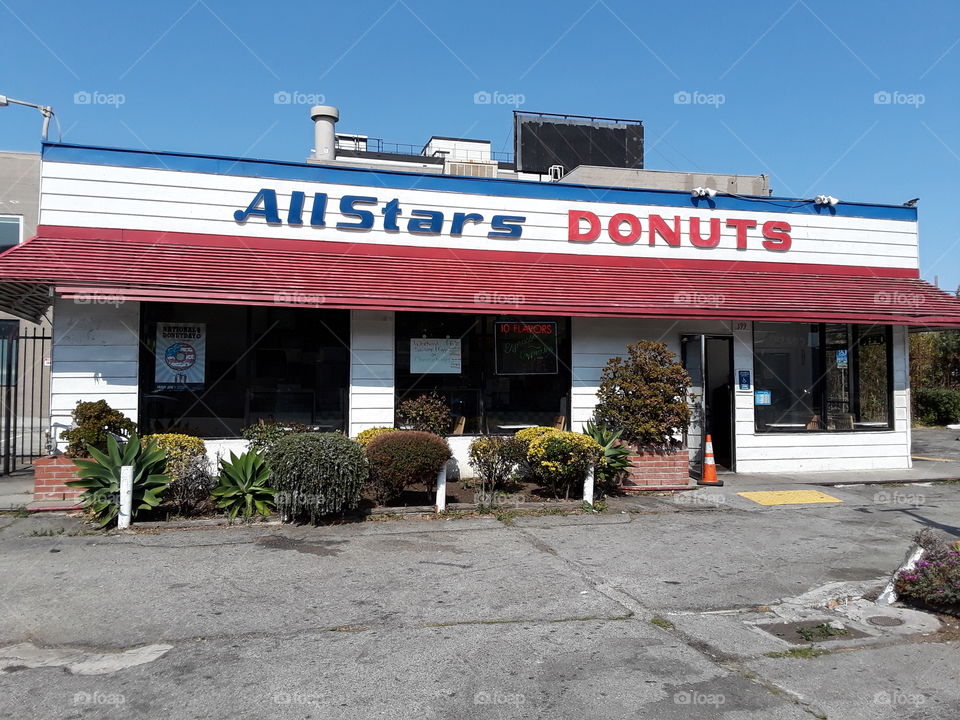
[513,111,643,175]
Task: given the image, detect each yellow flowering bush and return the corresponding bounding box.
[514,426,558,450]
[142,433,212,514]
[526,430,602,499]
[356,426,398,447]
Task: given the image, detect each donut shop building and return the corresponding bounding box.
[2,108,960,483]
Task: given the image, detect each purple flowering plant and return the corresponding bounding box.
[894,548,960,611]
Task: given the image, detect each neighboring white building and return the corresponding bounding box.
[2,108,959,482]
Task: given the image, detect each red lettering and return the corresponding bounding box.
[568,210,600,242]
[726,218,757,250]
[648,214,681,246]
[761,220,792,251]
[608,213,642,244]
[689,217,721,248]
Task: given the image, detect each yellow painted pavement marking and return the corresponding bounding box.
[737,489,843,506]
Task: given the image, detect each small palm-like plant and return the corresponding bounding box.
[211,450,276,519]
[66,434,170,527]
[583,419,631,486]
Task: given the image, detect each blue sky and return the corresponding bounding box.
[2,0,959,290]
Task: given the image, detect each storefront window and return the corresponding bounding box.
[139,304,349,437]
[753,322,891,432]
[395,313,570,434]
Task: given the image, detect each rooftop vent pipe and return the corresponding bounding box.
[310,105,339,161]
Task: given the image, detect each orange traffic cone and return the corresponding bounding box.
[698,434,723,486]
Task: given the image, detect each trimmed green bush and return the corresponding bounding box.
[241,420,312,455]
[366,430,451,504]
[468,435,526,497]
[914,387,960,426]
[265,433,367,522]
[594,340,691,448]
[143,433,213,514]
[60,400,137,458]
[396,393,452,435]
[527,430,602,499]
[356,426,398,447]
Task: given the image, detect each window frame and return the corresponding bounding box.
[0,215,23,250]
[752,322,894,434]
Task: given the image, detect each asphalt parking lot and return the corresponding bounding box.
[0,478,957,720]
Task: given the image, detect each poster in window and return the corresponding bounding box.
[495,321,558,375]
[155,323,206,389]
[836,349,849,369]
[410,338,461,374]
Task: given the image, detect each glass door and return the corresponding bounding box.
[681,335,705,479]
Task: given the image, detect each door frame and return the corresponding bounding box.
[681,333,737,473]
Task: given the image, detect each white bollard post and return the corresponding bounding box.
[435,463,447,513]
[118,465,134,530]
[583,463,595,507]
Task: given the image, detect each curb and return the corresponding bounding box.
[812,477,960,487]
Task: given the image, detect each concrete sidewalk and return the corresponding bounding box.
[0,473,32,511]
[0,483,957,719]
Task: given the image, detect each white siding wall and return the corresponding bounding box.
[571,318,912,473]
[41,161,920,271]
[50,297,140,451]
[349,310,395,437]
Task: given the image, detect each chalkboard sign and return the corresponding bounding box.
[410,338,461,374]
[495,321,558,375]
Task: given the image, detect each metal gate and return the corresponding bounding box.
[0,323,52,474]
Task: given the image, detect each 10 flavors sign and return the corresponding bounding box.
[155,323,206,389]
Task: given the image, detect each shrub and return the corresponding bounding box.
[366,430,451,504]
[212,450,276,519]
[468,435,526,497]
[266,433,367,522]
[356,426,398,447]
[527,430,602,499]
[60,400,138,458]
[894,547,960,612]
[143,433,213,514]
[583,420,631,487]
[914,388,960,426]
[594,340,692,449]
[397,393,452,435]
[241,420,312,455]
[66,434,169,527]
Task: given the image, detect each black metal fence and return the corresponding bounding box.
[0,324,52,474]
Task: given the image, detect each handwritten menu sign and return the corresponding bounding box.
[495,321,558,375]
[410,338,462,374]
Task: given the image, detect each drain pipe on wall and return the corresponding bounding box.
[117,465,133,530]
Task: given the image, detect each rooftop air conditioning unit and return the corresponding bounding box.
[445,160,498,178]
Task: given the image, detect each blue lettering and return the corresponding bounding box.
[382,198,402,232]
[233,188,281,224]
[451,212,484,236]
[407,209,444,234]
[309,193,327,227]
[337,195,377,230]
[287,191,305,225]
[488,215,525,239]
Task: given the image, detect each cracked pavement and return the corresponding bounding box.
[0,480,958,719]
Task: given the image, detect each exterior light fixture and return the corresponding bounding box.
[0,94,56,140]
[691,187,718,198]
[814,195,840,206]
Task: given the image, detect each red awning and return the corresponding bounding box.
[2,227,960,326]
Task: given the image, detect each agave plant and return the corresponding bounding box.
[211,450,276,519]
[583,419,632,485]
[66,433,170,527]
